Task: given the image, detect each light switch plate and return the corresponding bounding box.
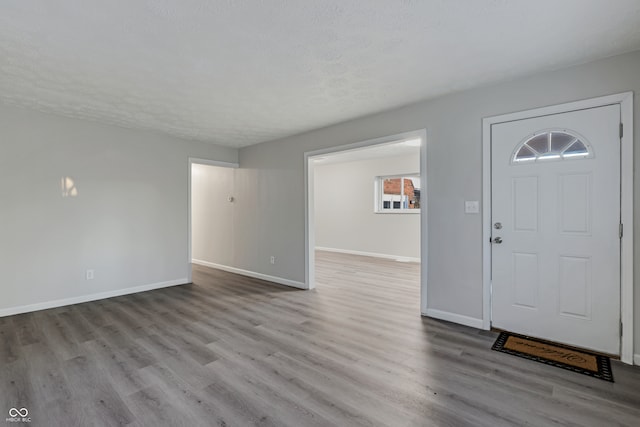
[465,201,479,214]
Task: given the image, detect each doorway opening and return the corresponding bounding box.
[187,158,239,283]
[305,130,427,313]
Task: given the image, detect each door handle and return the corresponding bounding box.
[492,237,503,244]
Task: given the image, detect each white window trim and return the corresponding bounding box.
[374,174,421,213]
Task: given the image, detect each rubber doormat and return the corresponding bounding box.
[492,331,613,382]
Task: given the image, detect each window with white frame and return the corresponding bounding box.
[375,174,421,213]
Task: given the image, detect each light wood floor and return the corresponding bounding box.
[1,251,639,426]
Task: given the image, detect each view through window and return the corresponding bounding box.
[376,175,420,212]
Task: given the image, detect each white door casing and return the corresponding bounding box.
[491,105,621,355]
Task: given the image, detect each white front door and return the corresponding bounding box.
[491,105,621,355]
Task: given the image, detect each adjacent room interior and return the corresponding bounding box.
[311,139,421,307]
[190,161,238,275]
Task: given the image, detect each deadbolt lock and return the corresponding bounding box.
[494,222,502,230]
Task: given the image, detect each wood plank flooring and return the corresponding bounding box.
[1,251,639,426]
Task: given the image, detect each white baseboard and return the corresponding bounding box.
[423,308,484,329]
[0,278,188,318]
[315,247,420,263]
[634,354,640,366]
[192,259,307,290]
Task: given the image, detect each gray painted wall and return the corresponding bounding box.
[236,50,640,354]
[314,154,420,259]
[0,104,237,313]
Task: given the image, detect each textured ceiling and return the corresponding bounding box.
[1,1,640,148]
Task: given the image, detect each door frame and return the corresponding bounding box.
[481,92,634,364]
[187,157,239,284]
[304,129,428,313]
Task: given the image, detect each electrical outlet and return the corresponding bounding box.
[86,269,94,280]
[465,200,480,214]
[270,256,275,265]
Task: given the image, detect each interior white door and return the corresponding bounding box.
[491,105,621,354]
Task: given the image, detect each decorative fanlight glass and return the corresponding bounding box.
[513,130,591,163]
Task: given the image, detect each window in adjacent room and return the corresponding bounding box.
[375,174,421,213]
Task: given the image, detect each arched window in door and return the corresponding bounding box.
[512,130,592,163]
